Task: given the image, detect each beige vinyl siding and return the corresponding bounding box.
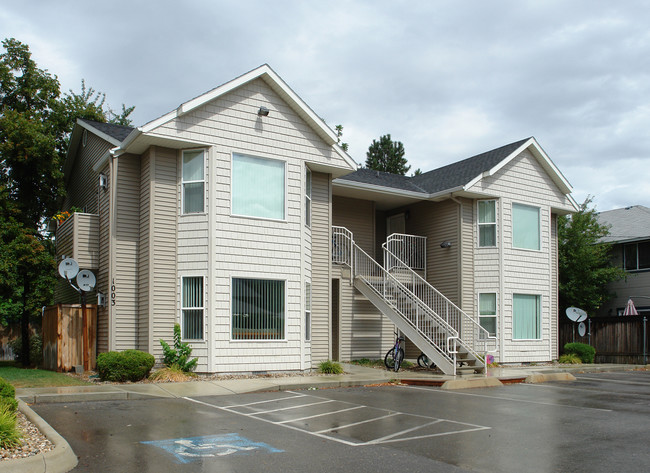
[138,150,151,352]
[150,147,178,358]
[471,150,563,362]
[310,172,331,363]
[332,196,375,255]
[113,155,140,350]
[148,78,342,372]
[598,243,650,316]
[550,214,558,358]
[63,132,112,214]
[97,164,110,352]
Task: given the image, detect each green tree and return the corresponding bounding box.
[365,134,410,175]
[335,124,349,152]
[558,197,625,315]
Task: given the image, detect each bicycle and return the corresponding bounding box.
[384,332,405,372]
[417,353,436,369]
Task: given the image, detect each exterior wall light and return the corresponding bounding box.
[440,241,452,248]
[258,106,270,116]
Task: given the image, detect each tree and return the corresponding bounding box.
[558,197,625,316]
[335,124,349,152]
[365,134,410,175]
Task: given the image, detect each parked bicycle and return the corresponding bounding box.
[384,332,405,372]
[417,353,436,369]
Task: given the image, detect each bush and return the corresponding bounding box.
[318,360,344,374]
[0,377,17,413]
[96,350,155,382]
[160,324,198,372]
[563,342,596,363]
[9,334,43,366]
[0,404,21,449]
[558,353,582,364]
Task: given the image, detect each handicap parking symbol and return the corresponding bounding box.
[141,433,283,463]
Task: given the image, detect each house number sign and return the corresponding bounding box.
[111,278,116,306]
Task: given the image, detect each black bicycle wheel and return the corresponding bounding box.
[384,348,396,370]
[417,354,429,368]
[394,348,404,372]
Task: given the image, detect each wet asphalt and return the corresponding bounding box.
[32,370,650,473]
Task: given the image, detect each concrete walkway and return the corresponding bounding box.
[5,363,648,473]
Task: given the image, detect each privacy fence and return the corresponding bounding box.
[559,315,648,364]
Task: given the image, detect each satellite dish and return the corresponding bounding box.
[76,270,96,292]
[566,307,588,322]
[58,258,79,280]
[578,322,587,337]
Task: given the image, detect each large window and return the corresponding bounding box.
[232,154,285,220]
[478,200,496,247]
[512,203,540,250]
[182,150,205,214]
[624,241,650,271]
[479,293,497,337]
[305,167,312,227]
[305,282,311,341]
[232,278,285,340]
[182,276,204,340]
[513,294,541,340]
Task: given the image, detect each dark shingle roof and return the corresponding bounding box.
[338,138,531,195]
[79,118,134,143]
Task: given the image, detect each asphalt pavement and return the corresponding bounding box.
[5,362,649,473]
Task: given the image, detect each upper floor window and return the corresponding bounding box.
[478,200,496,247]
[624,241,650,271]
[305,167,312,227]
[182,150,205,214]
[512,203,540,250]
[232,153,285,220]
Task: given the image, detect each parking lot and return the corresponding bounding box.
[33,370,650,472]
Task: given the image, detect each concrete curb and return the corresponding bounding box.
[0,400,78,473]
[525,373,577,383]
[441,377,504,390]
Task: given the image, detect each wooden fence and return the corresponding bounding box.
[43,304,97,372]
[559,315,648,364]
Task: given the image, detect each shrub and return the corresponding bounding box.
[0,377,17,413]
[0,404,21,449]
[563,342,596,363]
[149,365,197,383]
[160,324,198,372]
[318,360,344,374]
[9,334,43,366]
[558,353,582,364]
[96,350,155,382]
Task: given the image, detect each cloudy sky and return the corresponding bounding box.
[2,1,649,211]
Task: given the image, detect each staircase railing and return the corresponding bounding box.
[382,239,497,359]
[332,226,459,367]
[385,233,426,273]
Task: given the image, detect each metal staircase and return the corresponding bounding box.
[333,226,496,375]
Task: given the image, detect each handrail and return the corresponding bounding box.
[381,240,497,359]
[333,226,459,366]
[385,233,426,273]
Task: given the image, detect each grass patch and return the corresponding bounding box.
[0,404,21,449]
[0,365,93,388]
[349,358,384,368]
[318,360,344,374]
[149,366,198,382]
[558,353,582,364]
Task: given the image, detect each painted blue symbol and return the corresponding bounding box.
[141,433,283,463]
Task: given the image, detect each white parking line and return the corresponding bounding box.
[183,392,491,447]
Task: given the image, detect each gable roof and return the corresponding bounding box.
[116,64,357,173]
[597,205,650,244]
[335,137,576,209]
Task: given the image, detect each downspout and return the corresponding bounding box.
[450,195,463,313]
[108,148,120,351]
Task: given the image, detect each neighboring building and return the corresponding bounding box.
[56,65,578,374]
[596,205,650,316]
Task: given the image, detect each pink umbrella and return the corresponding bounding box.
[623,298,639,316]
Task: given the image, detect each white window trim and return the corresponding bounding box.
[181,148,206,215]
[180,275,206,342]
[477,200,497,248]
[230,152,288,222]
[623,241,650,272]
[512,202,541,251]
[229,276,288,342]
[478,292,497,338]
[305,166,312,228]
[512,293,542,341]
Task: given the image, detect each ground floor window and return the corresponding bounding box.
[182,276,204,340]
[479,293,497,337]
[513,294,541,339]
[305,282,311,341]
[232,278,285,340]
